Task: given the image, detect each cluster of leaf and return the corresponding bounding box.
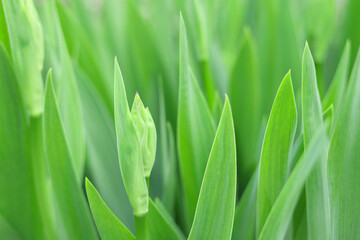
[1,0,360,239]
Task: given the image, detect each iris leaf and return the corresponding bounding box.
[259,127,328,240]
[114,58,148,216]
[302,43,330,240]
[43,72,97,240]
[188,96,236,240]
[257,72,297,236]
[177,13,216,228]
[328,46,360,239]
[86,179,135,240]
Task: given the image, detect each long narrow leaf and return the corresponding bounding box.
[177,13,216,227]
[257,72,297,236]
[114,58,148,216]
[328,46,360,239]
[43,72,97,240]
[259,127,328,240]
[188,96,236,239]
[302,43,329,240]
[0,43,43,239]
[85,179,135,240]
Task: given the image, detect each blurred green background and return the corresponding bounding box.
[1,0,360,237]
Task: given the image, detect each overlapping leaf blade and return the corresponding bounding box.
[232,170,258,240]
[177,14,216,227]
[148,199,185,240]
[328,47,360,239]
[322,41,350,117]
[35,0,85,178]
[259,127,328,240]
[257,72,297,236]
[86,179,135,240]
[74,62,134,230]
[0,43,43,239]
[188,96,236,240]
[229,28,260,188]
[302,43,330,240]
[114,58,148,216]
[2,0,44,115]
[43,73,97,240]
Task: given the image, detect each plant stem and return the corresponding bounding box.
[135,176,150,240]
[146,176,150,190]
[135,213,148,240]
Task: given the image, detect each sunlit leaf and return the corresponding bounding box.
[257,72,297,236]
[177,13,216,228]
[114,58,148,216]
[86,179,135,240]
[43,72,97,240]
[302,43,330,240]
[36,0,85,178]
[3,0,44,115]
[258,127,328,240]
[188,96,236,239]
[0,43,43,239]
[328,46,360,239]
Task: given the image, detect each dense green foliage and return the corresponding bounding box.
[1,0,360,239]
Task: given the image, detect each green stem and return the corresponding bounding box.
[201,59,215,107]
[135,213,148,240]
[135,176,150,240]
[146,176,150,190]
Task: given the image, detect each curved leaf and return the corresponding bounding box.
[328,46,360,239]
[0,43,42,239]
[188,96,236,240]
[36,0,85,178]
[229,28,260,187]
[86,179,135,240]
[259,127,328,240]
[148,199,185,240]
[114,58,148,216]
[322,41,350,117]
[302,43,330,240]
[177,14,216,226]
[74,63,134,230]
[43,73,97,240]
[257,71,297,236]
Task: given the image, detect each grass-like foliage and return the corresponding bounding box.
[0,0,359,239]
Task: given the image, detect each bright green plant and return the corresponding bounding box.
[1,0,360,239]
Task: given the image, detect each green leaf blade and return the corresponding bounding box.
[177,14,216,227]
[86,179,135,240]
[188,96,236,240]
[259,127,328,240]
[229,28,260,187]
[322,41,351,118]
[257,72,297,236]
[43,73,97,240]
[328,46,360,239]
[3,0,44,115]
[114,58,148,216]
[0,43,43,239]
[302,43,330,240]
[148,199,185,240]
